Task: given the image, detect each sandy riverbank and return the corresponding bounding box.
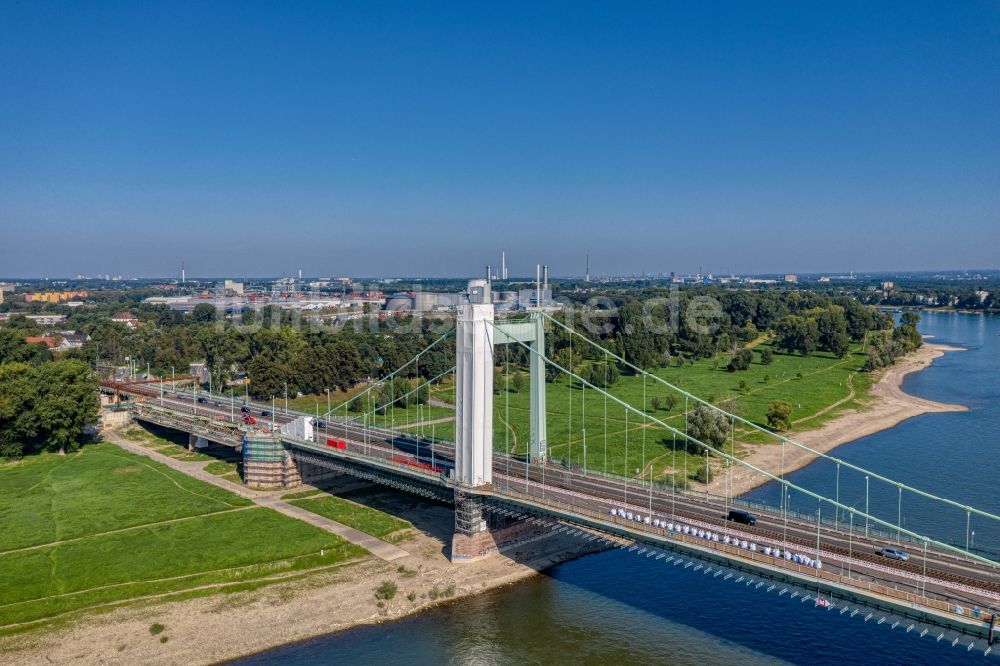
[710,342,968,498]
[0,488,606,666]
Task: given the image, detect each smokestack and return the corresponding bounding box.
[501,251,507,280]
[298,268,302,280]
[486,265,491,283]
[181,261,186,285]
[543,265,548,303]
[535,264,541,308]
[586,254,590,283]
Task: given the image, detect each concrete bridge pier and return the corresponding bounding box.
[187,434,209,451]
[450,491,547,562]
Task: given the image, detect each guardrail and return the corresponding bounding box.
[483,483,996,637]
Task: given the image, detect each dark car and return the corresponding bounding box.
[241,405,251,413]
[726,509,757,526]
[197,397,208,404]
[261,409,271,417]
[316,420,326,428]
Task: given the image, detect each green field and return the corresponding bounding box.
[288,494,414,543]
[493,342,872,482]
[0,444,368,631]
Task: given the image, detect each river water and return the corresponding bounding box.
[235,311,998,665]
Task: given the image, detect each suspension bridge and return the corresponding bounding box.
[101,280,1000,652]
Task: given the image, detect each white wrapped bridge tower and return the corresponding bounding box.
[454,279,494,487]
[453,279,548,490]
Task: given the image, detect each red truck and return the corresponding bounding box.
[242,414,257,425]
[326,438,347,449]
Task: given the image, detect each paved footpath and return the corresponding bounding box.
[104,430,409,562]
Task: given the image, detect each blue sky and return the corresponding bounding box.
[1,1,998,278]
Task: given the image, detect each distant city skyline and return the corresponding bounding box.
[2,2,998,278]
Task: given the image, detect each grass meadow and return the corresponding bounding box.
[0,444,368,632]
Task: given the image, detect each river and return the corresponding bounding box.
[234,311,998,665]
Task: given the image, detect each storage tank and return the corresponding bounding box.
[413,292,438,312]
[385,294,413,312]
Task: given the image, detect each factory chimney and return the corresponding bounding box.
[542,265,548,305]
[181,261,186,285]
[501,251,507,280]
[486,265,492,283]
[585,254,590,283]
[535,264,541,308]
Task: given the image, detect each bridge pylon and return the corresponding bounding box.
[454,281,549,489]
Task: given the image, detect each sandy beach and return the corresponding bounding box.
[0,492,606,666]
[712,342,968,498]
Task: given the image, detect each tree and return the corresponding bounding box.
[759,348,773,365]
[664,394,678,413]
[775,315,819,356]
[767,400,792,431]
[725,348,752,372]
[34,360,99,455]
[815,309,850,358]
[291,339,362,395]
[0,362,40,458]
[246,355,286,399]
[512,371,526,393]
[190,303,217,324]
[900,311,921,328]
[617,301,661,370]
[0,328,52,365]
[588,361,620,388]
[694,463,714,484]
[685,404,729,453]
[650,396,662,412]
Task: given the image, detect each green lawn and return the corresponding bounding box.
[0,445,368,630]
[288,495,413,543]
[273,341,871,486]
[489,342,871,482]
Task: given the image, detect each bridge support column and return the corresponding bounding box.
[188,434,209,451]
[454,283,494,487]
[450,491,548,562]
[528,314,547,463]
[242,435,301,489]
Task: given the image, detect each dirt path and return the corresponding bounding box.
[103,429,409,561]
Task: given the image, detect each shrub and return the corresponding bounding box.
[726,349,753,372]
[767,400,792,431]
[149,623,165,636]
[407,591,417,602]
[759,349,773,365]
[694,464,714,484]
[375,580,398,600]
